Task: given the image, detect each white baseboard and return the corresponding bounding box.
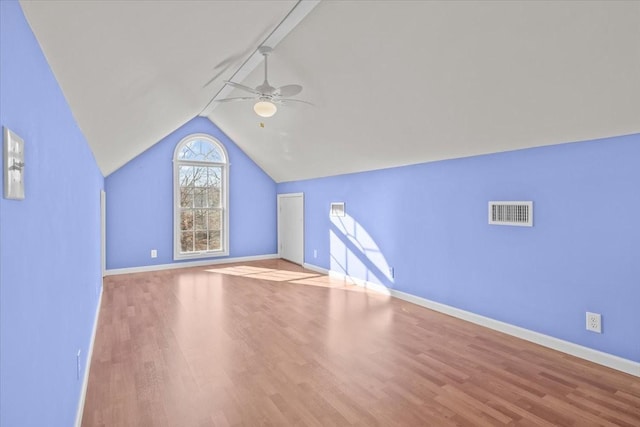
[75,286,103,427]
[390,289,640,377]
[303,263,391,294]
[105,254,279,276]
[302,263,329,274]
[328,270,390,295]
[302,263,640,377]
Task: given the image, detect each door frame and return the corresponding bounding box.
[100,189,106,276]
[277,192,304,265]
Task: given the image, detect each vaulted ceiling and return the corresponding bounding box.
[21,0,640,182]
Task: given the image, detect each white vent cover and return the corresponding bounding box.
[489,201,533,226]
[330,202,345,217]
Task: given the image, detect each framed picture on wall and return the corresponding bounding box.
[3,127,25,200]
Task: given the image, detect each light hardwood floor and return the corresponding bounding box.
[82,259,640,426]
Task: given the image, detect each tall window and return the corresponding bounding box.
[174,134,228,259]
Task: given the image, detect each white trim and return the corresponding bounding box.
[303,262,390,295]
[105,254,279,276]
[100,190,106,276]
[302,263,329,275]
[329,270,390,295]
[173,134,230,261]
[301,263,640,377]
[277,192,304,197]
[277,192,304,264]
[389,289,640,377]
[75,286,103,427]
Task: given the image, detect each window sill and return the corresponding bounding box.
[174,250,229,261]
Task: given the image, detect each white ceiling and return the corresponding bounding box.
[20,0,297,175]
[21,1,640,182]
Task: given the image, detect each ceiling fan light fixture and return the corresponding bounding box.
[254,100,277,118]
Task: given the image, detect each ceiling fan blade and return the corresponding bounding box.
[216,97,256,103]
[278,98,314,106]
[276,84,303,97]
[224,81,260,95]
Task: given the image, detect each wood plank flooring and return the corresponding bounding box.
[82,259,640,426]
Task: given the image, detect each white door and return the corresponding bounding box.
[278,193,304,265]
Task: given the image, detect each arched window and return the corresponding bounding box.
[174,134,229,259]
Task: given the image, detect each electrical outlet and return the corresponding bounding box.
[388,267,394,279]
[313,249,317,258]
[151,249,157,258]
[586,312,602,333]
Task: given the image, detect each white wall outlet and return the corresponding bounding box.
[151,249,157,258]
[313,249,317,258]
[586,312,602,333]
[388,267,394,279]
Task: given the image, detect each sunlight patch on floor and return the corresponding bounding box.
[206,265,319,282]
[290,275,371,293]
[206,265,274,276]
[206,265,388,296]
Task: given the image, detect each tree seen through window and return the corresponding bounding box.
[174,135,228,258]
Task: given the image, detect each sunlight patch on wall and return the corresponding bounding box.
[330,213,394,292]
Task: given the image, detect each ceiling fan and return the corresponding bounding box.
[216,46,311,117]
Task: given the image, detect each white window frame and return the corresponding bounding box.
[173,133,229,260]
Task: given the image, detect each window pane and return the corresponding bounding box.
[207,187,220,208]
[195,231,208,251]
[180,187,193,208]
[194,209,207,230]
[208,230,221,251]
[180,210,193,231]
[203,144,224,162]
[194,166,207,187]
[207,167,221,186]
[194,188,206,207]
[181,231,194,253]
[207,210,221,231]
[179,166,194,187]
[178,145,197,161]
[178,140,225,163]
[207,167,222,207]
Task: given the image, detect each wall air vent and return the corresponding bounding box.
[489,201,533,227]
[330,202,345,217]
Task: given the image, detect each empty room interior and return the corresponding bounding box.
[1,0,640,426]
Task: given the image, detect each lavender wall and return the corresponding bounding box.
[105,117,277,269]
[278,134,640,362]
[0,2,104,426]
